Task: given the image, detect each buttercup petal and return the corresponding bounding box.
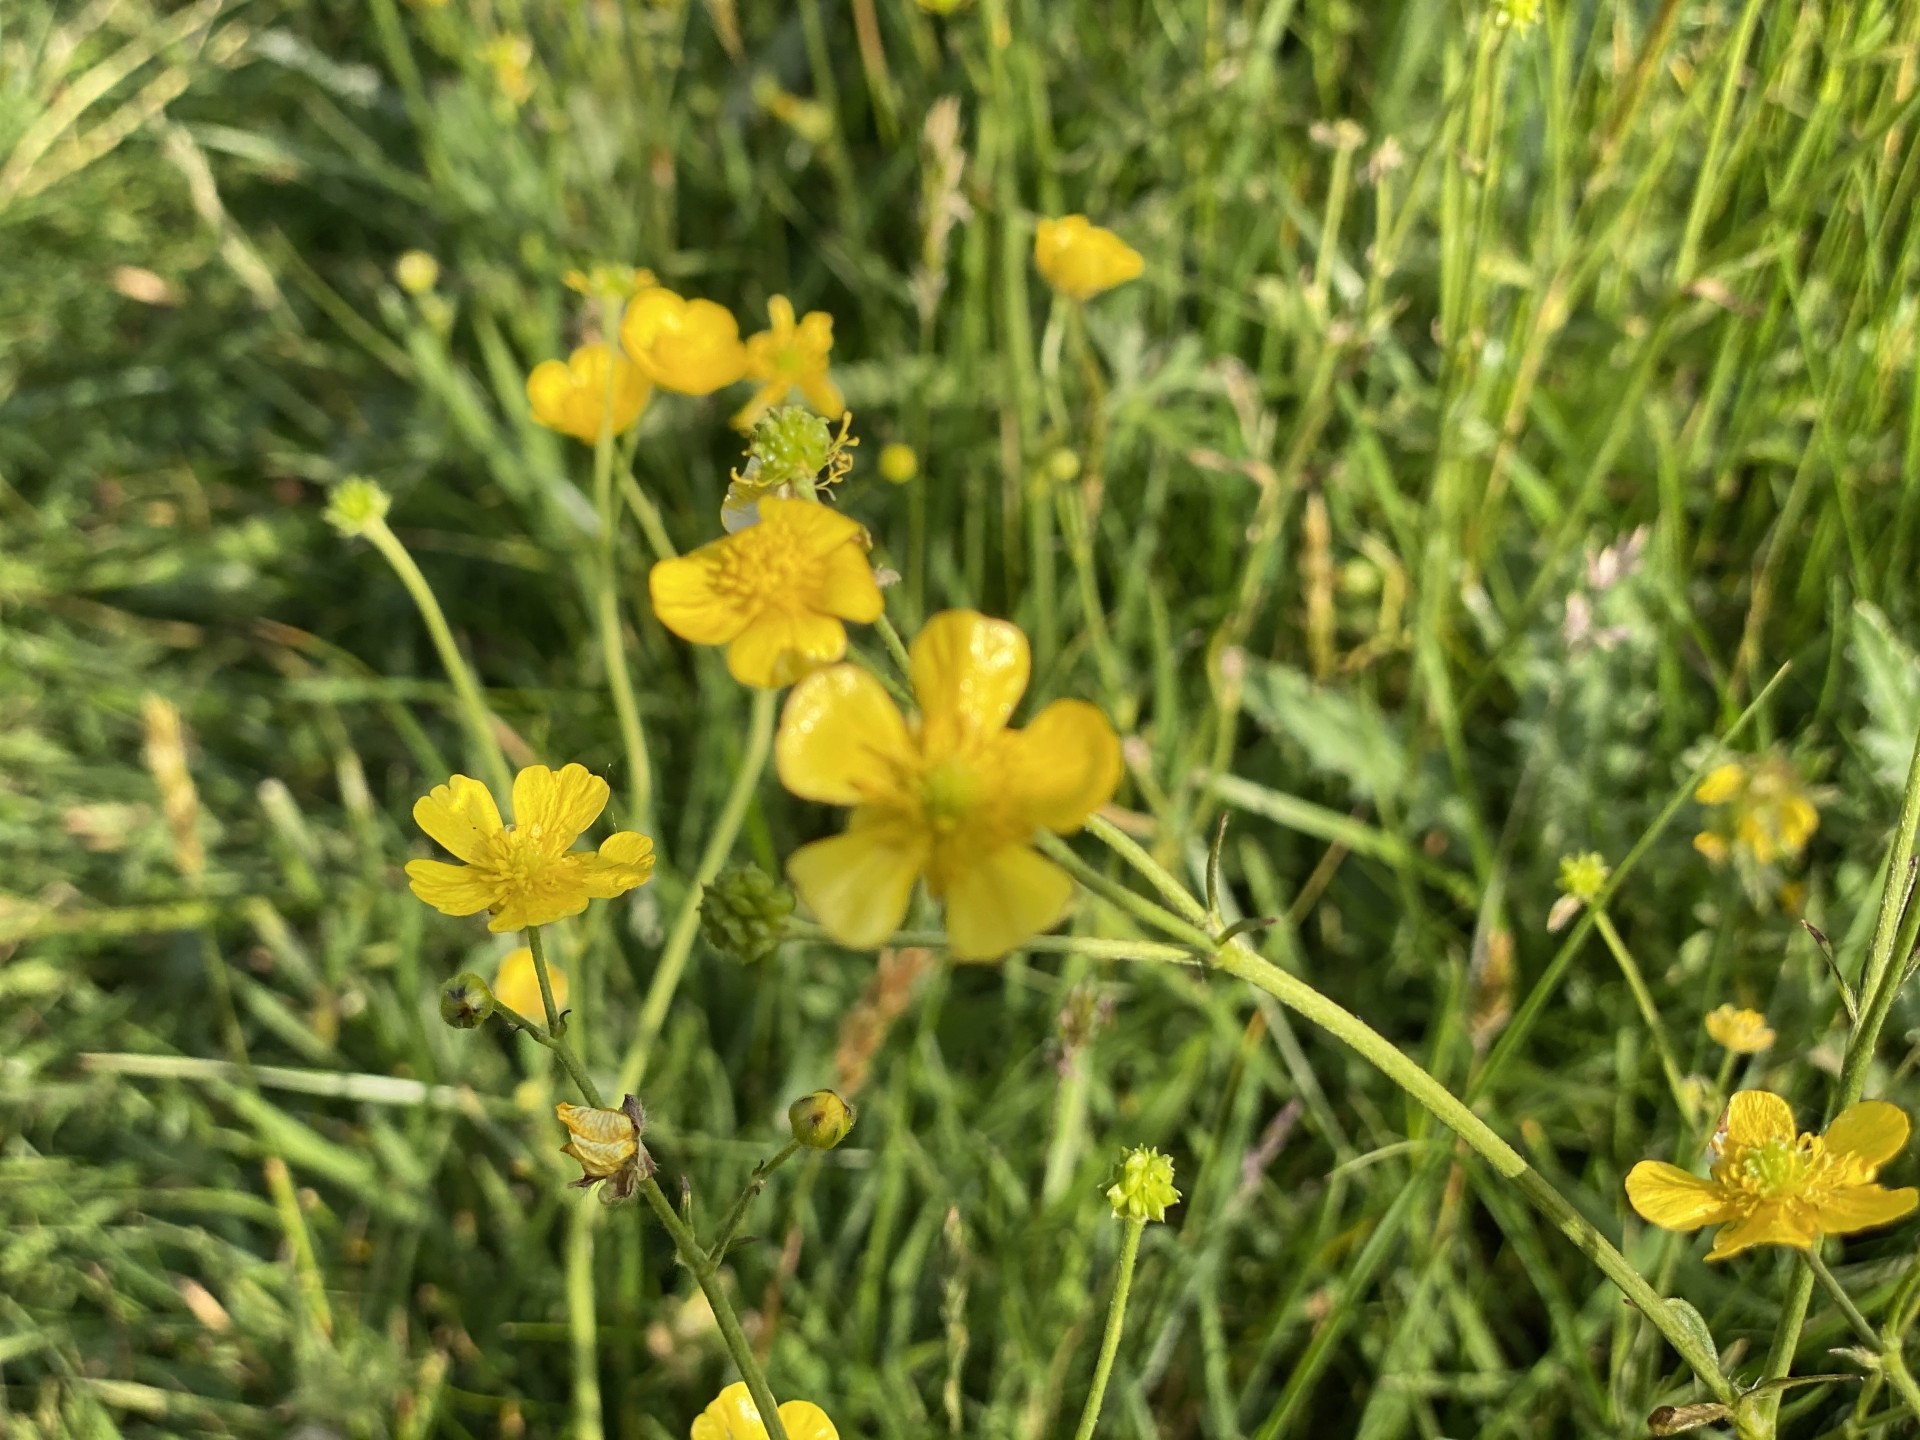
[787,819,926,949]
[577,831,656,897]
[776,1401,839,1440]
[726,608,848,688]
[760,497,864,557]
[526,359,577,432]
[512,763,609,852]
[1813,1184,1918,1237]
[777,665,913,805]
[800,371,846,418]
[1705,1202,1811,1260]
[910,609,1030,742]
[1624,1161,1735,1231]
[487,886,590,934]
[731,378,788,432]
[405,858,498,916]
[816,539,883,623]
[941,844,1075,960]
[1823,1101,1910,1173]
[1694,764,1744,805]
[1723,1090,1797,1150]
[1009,699,1123,832]
[414,774,504,862]
[651,550,750,645]
[493,946,565,1019]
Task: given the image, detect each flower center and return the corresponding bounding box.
[709,522,819,605]
[919,757,980,836]
[1736,1137,1810,1196]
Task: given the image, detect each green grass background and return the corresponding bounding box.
[6,0,1920,1435]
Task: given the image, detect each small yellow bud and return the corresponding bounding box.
[324,477,392,537]
[439,973,496,1029]
[788,1089,856,1150]
[1043,447,1082,484]
[878,442,919,485]
[394,250,440,295]
[1106,1146,1179,1223]
[1556,851,1610,903]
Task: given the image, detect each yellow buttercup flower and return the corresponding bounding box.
[405,764,656,933]
[776,609,1123,959]
[1033,214,1144,301]
[691,1382,838,1440]
[493,945,567,1020]
[648,497,882,688]
[526,343,651,443]
[619,287,749,395]
[481,35,534,107]
[733,295,845,430]
[1704,1004,1775,1055]
[1692,754,1818,867]
[1625,1090,1917,1260]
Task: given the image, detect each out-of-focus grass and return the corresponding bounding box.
[4,1,1920,1436]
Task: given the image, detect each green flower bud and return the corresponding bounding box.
[324,477,392,537]
[788,1089,856,1150]
[700,863,795,964]
[1106,1146,1179,1223]
[749,408,835,487]
[439,972,496,1030]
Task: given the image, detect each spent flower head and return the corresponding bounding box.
[1626,1090,1917,1259]
[700,863,796,963]
[405,763,655,932]
[691,1382,839,1440]
[1705,1004,1775,1055]
[649,497,882,688]
[556,1095,653,1203]
[721,410,857,532]
[1107,1146,1180,1223]
[324,477,392,537]
[776,609,1123,959]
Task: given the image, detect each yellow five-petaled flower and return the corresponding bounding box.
[620,286,749,395]
[405,763,656,932]
[649,497,882,688]
[734,295,845,431]
[1033,214,1144,301]
[775,609,1123,960]
[1626,1090,1917,1260]
[691,1382,838,1440]
[526,343,651,442]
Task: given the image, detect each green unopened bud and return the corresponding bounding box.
[1106,1146,1179,1223]
[440,972,496,1029]
[324,477,392,537]
[700,863,795,964]
[788,1089,855,1150]
[749,408,835,486]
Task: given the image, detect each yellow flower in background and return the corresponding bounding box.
[1033,214,1144,301]
[877,442,918,485]
[1705,1004,1775,1055]
[619,287,749,395]
[481,35,534,106]
[648,497,882,688]
[394,250,440,295]
[734,296,845,430]
[493,945,567,1019]
[1625,1090,1917,1260]
[526,344,651,442]
[691,1382,838,1440]
[405,764,656,932]
[565,264,656,301]
[1692,754,1818,867]
[776,609,1123,959]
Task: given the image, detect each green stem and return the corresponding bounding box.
[1591,909,1694,1122]
[874,612,914,677]
[618,686,779,1094]
[1070,1218,1145,1440]
[706,1139,802,1263]
[593,315,655,832]
[786,919,1197,966]
[1805,1249,1920,1424]
[363,515,513,798]
[526,926,603,1107]
[1034,832,1216,951]
[638,1177,791,1440]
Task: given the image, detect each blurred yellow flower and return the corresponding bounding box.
[481,35,534,106]
[1692,755,1819,867]
[734,295,845,430]
[394,250,440,295]
[776,609,1123,959]
[405,764,656,932]
[1704,1004,1774,1055]
[648,498,882,688]
[1625,1090,1917,1260]
[619,287,749,395]
[565,264,656,300]
[1033,214,1144,301]
[494,945,567,1020]
[557,1096,652,1201]
[877,442,918,485]
[691,1382,838,1440]
[526,344,651,442]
